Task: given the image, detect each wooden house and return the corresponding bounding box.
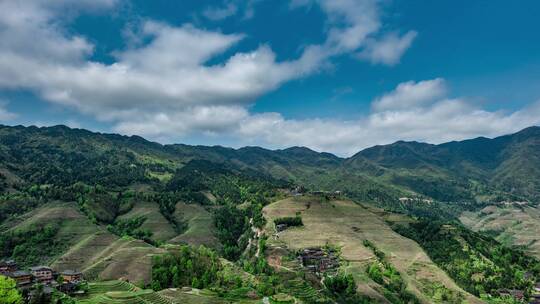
[0,259,17,274]
[60,270,83,283]
[30,266,53,284]
[8,270,33,287]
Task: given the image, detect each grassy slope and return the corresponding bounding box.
[117,201,178,242]
[1,201,164,284]
[263,196,482,304]
[460,204,540,258]
[169,202,219,248]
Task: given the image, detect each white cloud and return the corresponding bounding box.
[358,30,417,65]
[118,22,244,70]
[203,2,238,21]
[0,0,406,138]
[292,0,381,54]
[202,0,260,21]
[113,106,249,137]
[372,78,446,112]
[233,80,540,156]
[320,0,381,53]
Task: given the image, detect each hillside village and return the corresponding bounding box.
[1,259,85,302]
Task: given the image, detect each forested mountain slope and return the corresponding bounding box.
[2,124,539,207]
[350,126,540,202]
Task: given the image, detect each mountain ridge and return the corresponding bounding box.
[1,124,539,203]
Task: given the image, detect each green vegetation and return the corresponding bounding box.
[151,245,273,301]
[393,220,540,300]
[0,224,64,266]
[363,240,420,304]
[417,279,464,304]
[273,216,303,227]
[324,273,372,304]
[0,275,23,304]
[107,216,154,244]
[213,205,250,261]
[151,245,221,290]
[0,193,40,224]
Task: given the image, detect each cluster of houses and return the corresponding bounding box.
[0,259,84,297]
[497,200,529,207]
[297,247,339,276]
[309,190,342,199]
[288,186,342,199]
[494,274,540,303]
[496,285,540,303]
[398,197,433,204]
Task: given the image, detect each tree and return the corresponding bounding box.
[0,275,23,304]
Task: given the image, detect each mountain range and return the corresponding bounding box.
[1,124,539,205]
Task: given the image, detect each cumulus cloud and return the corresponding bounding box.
[372,78,446,112]
[231,79,540,156]
[358,30,417,65]
[292,0,381,55]
[113,106,249,137]
[202,2,238,21]
[0,0,409,138]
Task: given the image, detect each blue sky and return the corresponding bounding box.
[0,0,539,155]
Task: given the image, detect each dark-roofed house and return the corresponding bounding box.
[30,266,53,284]
[497,289,524,301]
[0,259,17,275]
[60,270,83,283]
[8,270,33,287]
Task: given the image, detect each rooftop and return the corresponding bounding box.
[29,266,52,271]
[61,270,82,275]
[9,270,31,277]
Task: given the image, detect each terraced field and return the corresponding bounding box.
[2,201,97,238]
[460,204,540,258]
[117,201,178,242]
[158,288,262,304]
[282,278,322,303]
[263,196,482,304]
[169,202,219,247]
[0,201,166,284]
[78,280,173,304]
